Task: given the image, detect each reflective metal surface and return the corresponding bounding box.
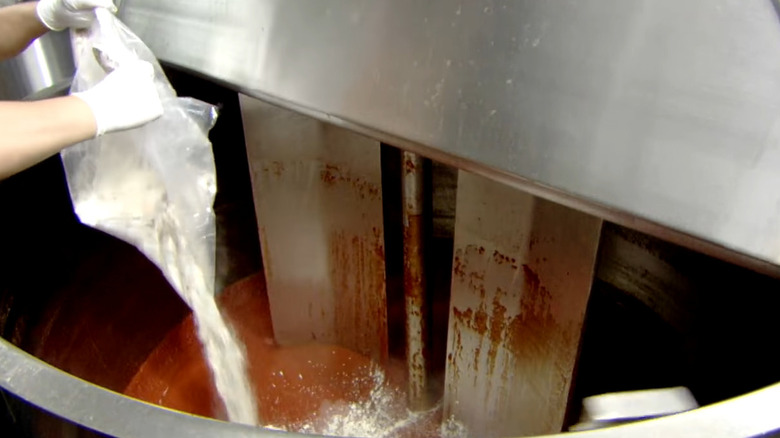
[0,337,269,438]
[444,171,602,437]
[402,151,430,410]
[119,0,780,270]
[240,96,388,361]
[570,388,698,432]
[579,387,698,425]
[0,30,74,101]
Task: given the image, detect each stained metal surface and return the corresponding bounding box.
[0,337,272,438]
[401,152,429,410]
[0,30,74,101]
[119,0,780,269]
[443,171,602,437]
[239,95,388,361]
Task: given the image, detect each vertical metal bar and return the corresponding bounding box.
[402,152,429,410]
[239,95,388,362]
[443,171,602,438]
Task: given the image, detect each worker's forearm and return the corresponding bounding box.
[0,96,97,179]
[0,2,48,61]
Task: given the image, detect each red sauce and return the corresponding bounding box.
[123,273,442,436]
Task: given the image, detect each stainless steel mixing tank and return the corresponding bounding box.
[3,0,780,437]
[0,30,73,101]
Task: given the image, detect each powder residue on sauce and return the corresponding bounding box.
[125,273,465,438]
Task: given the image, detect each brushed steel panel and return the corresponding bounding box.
[118,0,780,269]
[0,30,74,101]
[443,171,602,437]
[240,95,388,361]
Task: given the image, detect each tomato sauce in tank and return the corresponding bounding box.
[124,273,444,437]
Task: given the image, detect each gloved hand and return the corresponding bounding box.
[73,60,164,136]
[36,0,117,31]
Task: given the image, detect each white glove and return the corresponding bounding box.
[36,0,117,31]
[73,60,164,136]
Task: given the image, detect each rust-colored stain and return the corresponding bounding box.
[442,181,598,437]
[372,226,385,261]
[492,250,518,270]
[256,157,387,363]
[259,160,380,201]
[486,291,508,374]
[330,229,388,363]
[403,216,425,297]
[448,316,464,385]
[321,163,340,185]
[320,163,381,200]
[448,246,577,383]
[452,246,487,298]
[403,156,417,175]
[452,307,473,323]
[453,254,464,279]
[446,244,578,435]
[507,265,576,363]
[522,264,540,292]
[472,306,488,335]
[403,212,428,408]
[261,160,285,178]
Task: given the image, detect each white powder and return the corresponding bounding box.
[289,367,467,438]
[75,165,259,426]
[440,414,470,438]
[177,261,259,426]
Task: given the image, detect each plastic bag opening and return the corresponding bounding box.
[63,11,219,307]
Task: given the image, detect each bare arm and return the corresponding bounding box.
[0,96,96,179]
[0,1,161,181]
[0,2,48,62]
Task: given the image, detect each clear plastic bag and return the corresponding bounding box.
[61,12,261,426]
[61,10,218,311]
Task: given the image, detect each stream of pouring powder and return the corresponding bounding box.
[156,210,260,426]
[185,279,259,425]
[77,178,260,425]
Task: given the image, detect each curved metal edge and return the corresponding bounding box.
[2,336,780,438]
[0,338,287,438]
[558,382,780,438]
[21,79,72,101]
